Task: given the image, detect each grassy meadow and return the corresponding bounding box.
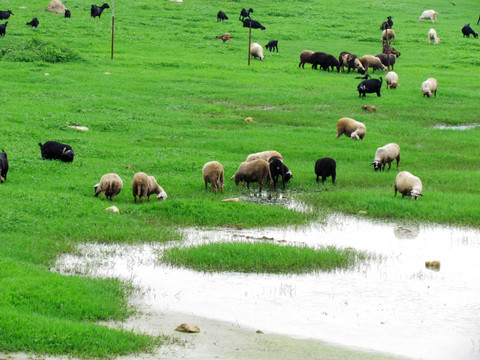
[1,0,479,356]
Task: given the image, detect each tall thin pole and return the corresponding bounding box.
[111,0,114,60]
[248,23,251,66]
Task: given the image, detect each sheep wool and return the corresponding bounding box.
[250,43,264,60]
[371,143,401,171]
[385,71,399,89]
[336,117,366,140]
[421,78,438,98]
[202,161,225,194]
[246,150,282,162]
[94,173,123,201]
[395,171,423,200]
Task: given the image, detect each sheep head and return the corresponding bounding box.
[410,190,423,200]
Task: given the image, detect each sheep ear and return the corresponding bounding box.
[419,193,424,197]
[370,162,375,166]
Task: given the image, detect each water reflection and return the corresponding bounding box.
[54,215,480,360]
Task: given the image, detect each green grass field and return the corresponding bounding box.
[1,0,479,356]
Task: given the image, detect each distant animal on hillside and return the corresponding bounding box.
[371,143,400,171]
[239,8,253,20]
[428,28,440,44]
[359,55,387,73]
[358,77,383,97]
[91,3,109,18]
[65,9,71,18]
[421,78,437,98]
[94,173,123,201]
[132,172,167,202]
[385,71,399,89]
[240,19,265,30]
[315,158,336,184]
[265,40,278,52]
[380,16,393,30]
[217,11,228,22]
[362,105,376,112]
[395,171,423,200]
[230,159,273,191]
[337,118,366,140]
[419,10,439,23]
[0,149,8,183]
[462,24,478,38]
[246,150,282,162]
[202,161,224,194]
[310,52,340,72]
[0,10,13,20]
[299,50,315,69]
[250,42,264,60]
[38,141,74,162]
[26,17,39,28]
[383,44,401,57]
[375,53,396,70]
[216,33,232,44]
[268,156,292,190]
[381,29,396,44]
[338,51,366,74]
[0,22,8,36]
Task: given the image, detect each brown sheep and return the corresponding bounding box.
[230,159,273,190]
[362,105,377,112]
[94,173,123,201]
[299,50,315,68]
[132,172,167,203]
[202,161,224,194]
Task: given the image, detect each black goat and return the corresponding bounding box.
[0,22,7,36]
[217,11,228,22]
[0,149,8,183]
[240,18,265,30]
[65,9,71,18]
[26,18,39,28]
[380,16,393,30]
[0,10,13,20]
[265,40,278,52]
[91,3,109,18]
[239,8,253,20]
[315,158,336,184]
[462,24,478,38]
[39,141,75,162]
[268,156,292,190]
[358,77,383,97]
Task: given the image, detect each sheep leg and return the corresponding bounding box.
[396,156,400,169]
[331,174,336,184]
[101,193,105,200]
[387,163,391,171]
[316,175,320,183]
[205,181,208,190]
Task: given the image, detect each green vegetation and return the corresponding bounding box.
[0,0,479,357]
[162,242,373,273]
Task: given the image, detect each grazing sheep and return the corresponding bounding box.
[462,24,478,38]
[362,105,376,112]
[395,171,423,200]
[250,43,264,60]
[240,19,265,30]
[0,149,8,183]
[359,55,387,73]
[268,156,292,190]
[26,17,39,28]
[336,117,366,140]
[371,143,400,171]
[132,172,167,203]
[383,44,401,57]
[217,11,228,22]
[94,173,123,201]
[246,150,282,162]
[338,52,366,74]
[239,8,253,20]
[230,159,273,191]
[0,10,13,20]
[385,71,398,89]
[428,28,440,45]
[299,50,315,69]
[421,78,438,98]
[375,53,396,70]
[380,16,393,30]
[381,29,396,44]
[0,22,7,36]
[358,77,383,97]
[91,3,109,18]
[315,158,336,184]
[311,52,341,72]
[216,33,232,44]
[202,161,224,194]
[65,9,71,18]
[265,40,278,52]
[38,141,74,162]
[420,10,439,23]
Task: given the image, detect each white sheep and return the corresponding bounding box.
[94,173,123,201]
[421,78,438,98]
[394,171,423,200]
[371,143,400,171]
[336,117,366,140]
[428,28,440,45]
[381,29,396,44]
[245,150,282,162]
[202,161,224,194]
[359,55,387,73]
[132,172,167,203]
[249,42,264,60]
[385,71,399,89]
[419,10,439,23]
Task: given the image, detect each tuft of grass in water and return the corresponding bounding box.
[162,242,373,274]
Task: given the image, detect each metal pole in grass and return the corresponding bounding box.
[248,23,252,66]
[111,0,114,60]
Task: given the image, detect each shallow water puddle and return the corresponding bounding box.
[54,215,480,360]
[433,124,480,130]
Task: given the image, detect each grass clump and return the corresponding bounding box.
[162,242,373,274]
[0,38,81,63]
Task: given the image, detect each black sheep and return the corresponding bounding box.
[315,158,336,184]
[358,77,383,97]
[268,156,292,190]
[91,3,109,18]
[217,11,228,22]
[239,8,253,21]
[65,9,71,18]
[311,52,340,72]
[265,40,278,52]
[0,149,8,183]
[240,19,265,30]
[375,53,396,69]
[0,22,7,36]
[462,24,478,38]
[26,18,39,28]
[0,10,13,20]
[39,141,75,162]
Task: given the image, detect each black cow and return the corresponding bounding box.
[311,52,340,72]
[0,149,8,183]
[315,158,336,184]
[239,8,253,21]
[91,3,109,18]
[26,17,39,28]
[265,40,278,52]
[65,9,71,18]
[217,11,228,22]
[240,19,265,30]
[0,10,13,20]
[39,141,75,162]
[358,77,383,97]
[462,24,478,38]
[0,22,7,36]
[268,156,292,190]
